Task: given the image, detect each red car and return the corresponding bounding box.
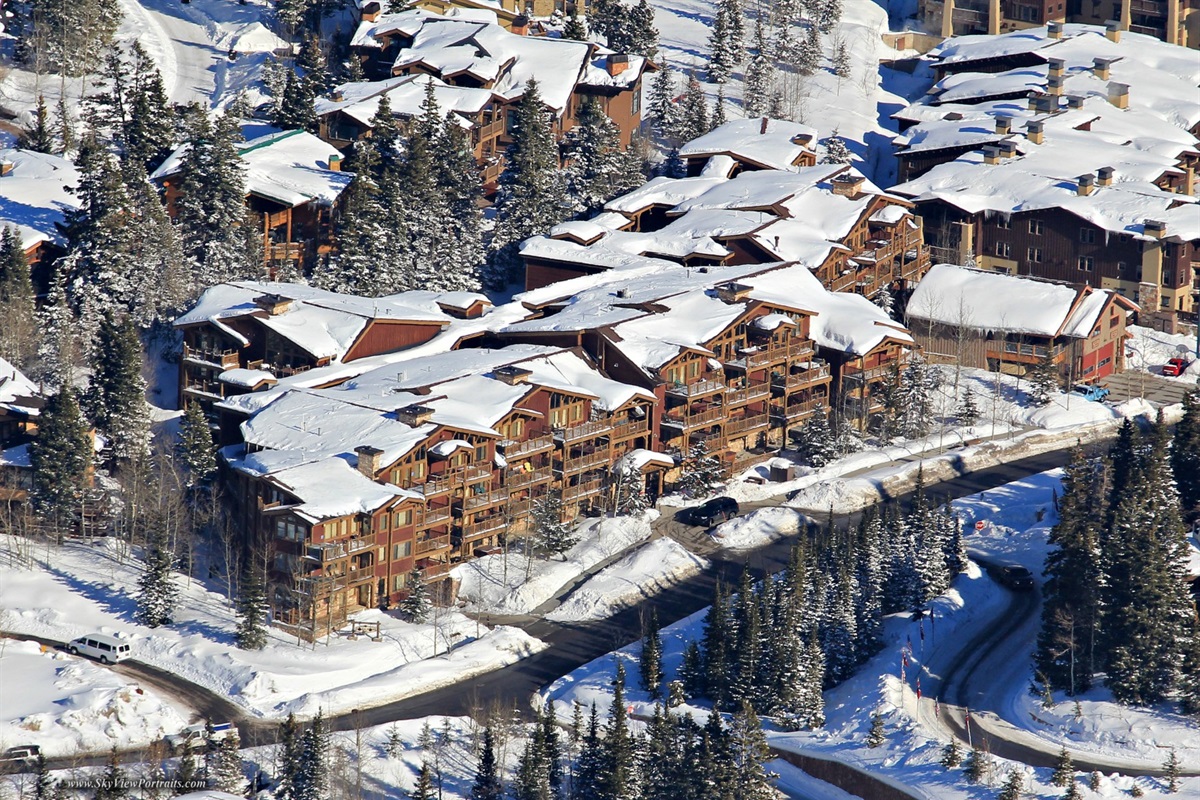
[1163,357,1191,377]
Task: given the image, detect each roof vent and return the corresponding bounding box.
[1076,173,1095,196]
[493,365,533,385]
[1097,166,1115,186]
[1143,219,1167,239]
[716,282,753,304]
[1025,119,1045,144]
[998,140,1018,158]
[1093,56,1116,80]
[1105,19,1122,43]
[397,404,435,426]
[1046,57,1066,77]
[1065,94,1085,109]
[1107,82,1130,109]
[606,53,631,77]
[981,145,1002,165]
[994,115,1012,134]
[1046,74,1066,96]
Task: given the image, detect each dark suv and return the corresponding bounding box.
[681,496,739,527]
[995,565,1035,591]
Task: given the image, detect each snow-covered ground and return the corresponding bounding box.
[545,470,1200,800]
[1127,324,1200,381]
[452,511,659,615]
[0,537,545,722]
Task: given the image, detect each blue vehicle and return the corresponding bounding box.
[1072,383,1110,402]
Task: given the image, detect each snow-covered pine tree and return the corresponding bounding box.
[707,2,737,84]
[1164,748,1181,793]
[598,662,639,798]
[19,0,121,77]
[563,7,589,41]
[647,59,680,141]
[178,402,216,487]
[274,68,317,132]
[1050,746,1074,786]
[84,312,150,466]
[136,527,178,628]
[701,582,734,707]
[942,500,967,577]
[956,386,980,428]
[882,504,922,612]
[872,284,894,317]
[794,405,836,467]
[898,354,941,439]
[588,0,625,45]
[235,558,269,650]
[317,174,393,296]
[817,0,843,33]
[1026,350,1060,406]
[29,382,92,532]
[865,711,885,747]
[1171,388,1200,516]
[712,85,728,128]
[940,738,962,768]
[625,0,660,59]
[469,726,503,800]
[206,732,245,794]
[962,746,991,784]
[796,24,821,75]
[563,96,644,216]
[294,710,330,800]
[532,490,576,559]
[998,768,1024,800]
[679,639,705,697]
[19,96,55,154]
[433,117,485,291]
[613,464,649,515]
[820,129,852,164]
[297,33,331,97]
[672,75,710,148]
[832,39,851,79]
[393,84,445,291]
[727,700,775,799]
[0,226,37,370]
[121,161,189,327]
[95,749,129,800]
[661,147,686,178]
[853,506,886,659]
[400,567,431,623]
[742,53,775,118]
[487,79,567,288]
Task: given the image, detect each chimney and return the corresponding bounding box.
[1093,56,1114,80]
[355,445,384,479]
[1105,19,1122,42]
[1066,94,1085,109]
[253,293,293,315]
[1076,173,1095,196]
[1047,20,1064,39]
[1143,219,1167,239]
[982,145,1001,165]
[0,161,13,177]
[716,282,753,303]
[397,404,436,426]
[1025,119,1045,144]
[1046,74,1066,96]
[330,88,345,102]
[328,153,342,171]
[994,115,1012,134]
[1107,82,1130,109]
[1027,91,1040,111]
[511,14,530,35]
[830,172,867,198]
[1098,166,1115,186]
[606,53,631,77]
[999,140,1018,158]
[760,116,770,135]
[493,365,533,385]
[1047,57,1066,78]
[1034,94,1057,113]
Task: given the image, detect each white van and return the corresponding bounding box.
[68,633,131,664]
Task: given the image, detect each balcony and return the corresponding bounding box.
[460,489,508,512]
[558,449,611,474]
[415,534,452,555]
[499,434,554,459]
[561,419,613,442]
[458,515,507,539]
[461,464,493,484]
[987,342,1068,364]
[773,363,831,390]
[842,364,893,387]
[563,479,605,503]
[418,476,453,498]
[665,378,725,398]
[419,561,452,580]
[307,535,375,562]
[183,345,240,370]
[506,496,538,518]
[660,405,726,429]
[506,465,554,489]
[418,505,452,527]
[610,416,650,440]
[725,412,770,436]
[770,398,825,422]
[726,382,771,406]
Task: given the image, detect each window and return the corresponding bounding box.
[1028,219,1043,235]
[392,541,412,560]
[393,508,413,528]
[996,217,1011,230]
[475,445,488,462]
[995,242,1010,258]
[631,88,641,115]
[392,573,407,592]
[1079,227,1096,243]
[1077,256,1094,271]
[1164,270,1174,285]
[275,517,305,542]
[1117,260,1128,275]
[1027,247,1043,263]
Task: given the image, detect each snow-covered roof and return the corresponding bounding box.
[0,148,81,251]
[678,118,818,172]
[174,281,453,361]
[263,458,418,523]
[218,368,276,388]
[153,130,353,209]
[906,263,1132,337]
[0,357,40,418]
[612,448,674,474]
[315,74,493,130]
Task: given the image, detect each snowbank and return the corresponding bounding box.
[711,505,807,550]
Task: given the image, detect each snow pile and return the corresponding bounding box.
[0,639,189,757]
[546,538,707,622]
[710,506,806,550]
[453,512,659,615]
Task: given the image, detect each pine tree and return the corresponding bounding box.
[178,402,216,486]
[1088,771,1102,791]
[297,33,331,96]
[95,749,129,800]
[84,313,150,465]
[672,76,710,146]
[274,68,317,132]
[677,437,724,498]
[873,284,895,317]
[563,97,644,216]
[956,386,980,428]
[207,732,245,794]
[487,79,567,288]
[794,405,836,467]
[400,567,431,623]
[236,559,269,650]
[1172,388,1200,516]
[624,0,660,59]
[865,711,885,747]
[0,226,38,371]
[1027,350,1060,406]
[613,466,649,515]
[640,610,664,698]
[410,761,435,800]
[962,746,991,784]
[533,491,577,559]
[679,639,705,698]
[294,710,330,800]
[742,53,775,118]
[702,582,733,708]
[598,662,638,800]
[832,38,851,79]
[1050,746,1074,786]
[646,59,680,141]
[1164,748,1181,793]
[276,713,302,800]
[136,527,178,628]
[20,95,55,153]
[563,7,589,40]
[1060,779,1083,800]
[318,174,394,296]
[30,382,92,531]
[433,117,485,292]
[470,726,503,800]
[573,703,604,800]
[707,2,737,84]
[998,768,1024,800]
[939,738,962,768]
[796,24,821,76]
[820,130,852,164]
[712,86,727,129]
[726,699,775,800]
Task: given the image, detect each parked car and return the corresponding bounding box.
[166,722,235,752]
[994,565,1035,591]
[0,745,40,773]
[67,633,131,664]
[680,496,740,527]
[1162,357,1191,377]
[1072,383,1110,402]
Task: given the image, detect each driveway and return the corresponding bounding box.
[1101,371,1195,407]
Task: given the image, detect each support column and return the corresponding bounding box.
[988,0,1001,34]
[942,0,957,38]
[1120,0,1132,31]
[1167,0,1181,45]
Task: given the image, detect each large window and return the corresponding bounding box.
[1028,219,1043,235]
[1027,247,1043,263]
[995,242,1010,258]
[1077,256,1094,272]
[275,517,305,542]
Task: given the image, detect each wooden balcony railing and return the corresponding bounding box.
[506,465,554,489]
[725,412,770,436]
[561,419,613,442]
[418,505,452,527]
[726,382,771,406]
[183,345,240,369]
[461,490,508,512]
[459,515,507,539]
[660,405,726,429]
[610,416,650,439]
[415,534,452,555]
[773,363,831,390]
[419,561,452,580]
[563,479,605,503]
[665,378,725,398]
[559,449,611,474]
[500,434,554,459]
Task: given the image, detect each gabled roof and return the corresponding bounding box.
[678,118,818,172]
[906,263,1137,338]
[315,73,493,130]
[0,148,81,251]
[0,357,41,420]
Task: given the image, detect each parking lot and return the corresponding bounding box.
[1101,371,1197,407]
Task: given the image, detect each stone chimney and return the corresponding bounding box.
[1047,57,1066,78]
[1046,74,1066,96]
[330,88,345,102]
[493,365,533,385]
[1033,94,1057,113]
[982,145,1002,165]
[253,293,293,315]
[1107,82,1130,109]
[605,54,630,76]
[1066,94,1085,109]
[1093,56,1115,80]
[1098,166,1115,186]
[355,445,384,479]
[999,140,1018,158]
[1077,173,1095,196]
[1025,119,1045,145]
[716,282,754,303]
[1047,20,1064,39]
[830,172,866,197]
[994,115,1012,135]
[1144,219,1167,239]
[511,14,530,35]
[397,404,436,426]
[328,153,342,171]
[1105,19,1122,42]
